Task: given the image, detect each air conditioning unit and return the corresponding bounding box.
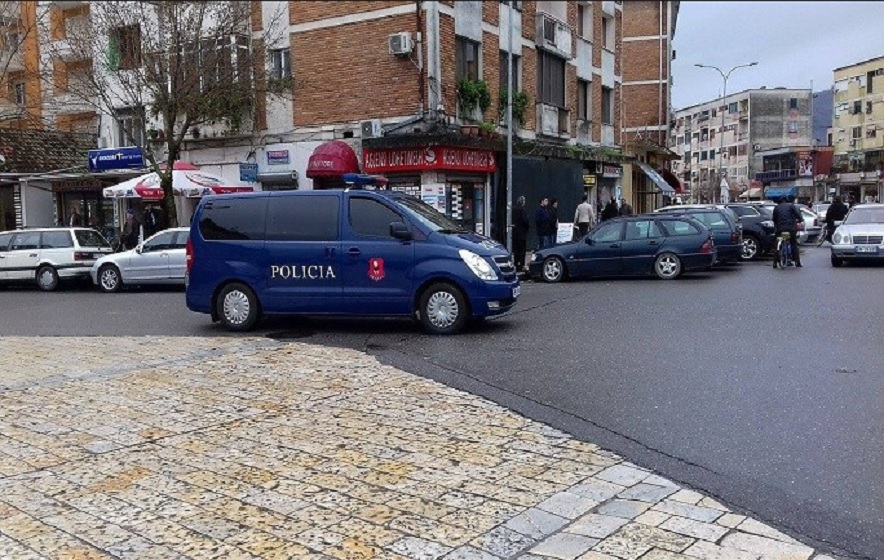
[388,32,413,56]
[360,119,383,139]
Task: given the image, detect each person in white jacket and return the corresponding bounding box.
[573,196,596,237]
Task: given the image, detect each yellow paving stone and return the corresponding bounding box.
[88,466,153,493]
[324,538,384,560]
[384,496,456,520]
[0,513,55,541]
[46,546,114,560]
[289,505,349,528]
[227,466,280,487]
[328,518,403,547]
[225,528,312,559]
[438,510,500,533]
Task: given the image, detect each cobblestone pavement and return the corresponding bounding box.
[0,337,848,560]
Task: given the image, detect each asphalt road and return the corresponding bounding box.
[1,245,882,559]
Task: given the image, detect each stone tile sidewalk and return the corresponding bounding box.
[0,337,847,560]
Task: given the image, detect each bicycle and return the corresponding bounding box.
[775,231,794,268]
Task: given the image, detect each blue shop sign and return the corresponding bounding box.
[239,162,259,182]
[87,146,145,172]
[267,149,290,165]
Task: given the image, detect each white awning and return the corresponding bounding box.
[637,162,675,194]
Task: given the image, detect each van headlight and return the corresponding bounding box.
[459,249,497,281]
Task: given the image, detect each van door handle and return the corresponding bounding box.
[347,247,362,256]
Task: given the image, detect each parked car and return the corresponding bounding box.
[813,202,831,221]
[653,206,741,264]
[528,215,716,282]
[91,227,190,292]
[798,207,822,243]
[830,203,884,267]
[719,203,777,260]
[0,227,113,291]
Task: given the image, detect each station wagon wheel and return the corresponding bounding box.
[419,282,468,335]
[216,282,260,331]
[36,265,59,291]
[98,264,123,293]
[654,253,682,280]
[541,257,565,283]
[741,235,760,260]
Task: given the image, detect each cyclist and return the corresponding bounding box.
[821,196,849,245]
[772,195,804,268]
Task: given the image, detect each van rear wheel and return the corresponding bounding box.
[216,283,260,331]
[419,282,468,335]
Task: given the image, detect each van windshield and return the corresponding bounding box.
[393,196,468,233]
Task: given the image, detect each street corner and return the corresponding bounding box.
[0,336,850,559]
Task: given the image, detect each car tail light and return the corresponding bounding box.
[73,251,91,261]
[700,238,714,254]
[730,231,740,243]
[186,237,194,273]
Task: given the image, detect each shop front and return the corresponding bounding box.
[597,164,623,210]
[51,178,117,237]
[361,145,496,236]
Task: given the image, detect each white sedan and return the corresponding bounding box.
[90,227,190,292]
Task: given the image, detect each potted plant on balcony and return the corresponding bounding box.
[499,88,530,128]
[457,78,491,134]
[479,121,497,138]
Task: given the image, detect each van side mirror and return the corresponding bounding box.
[390,221,412,240]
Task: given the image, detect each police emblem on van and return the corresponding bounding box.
[271,265,336,279]
[368,258,385,281]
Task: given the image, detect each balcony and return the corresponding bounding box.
[537,103,570,139]
[755,169,797,183]
[535,13,571,60]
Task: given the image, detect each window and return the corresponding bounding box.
[0,233,13,251]
[789,97,798,110]
[499,0,522,8]
[577,80,591,121]
[266,195,337,241]
[142,231,175,252]
[660,220,701,236]
[200,198,268,241]
[624,220,663,241]
[172,230,189,249]
[728,102,737,114]
[270,48,291,80]
[74,230,110,248]
[576,3,591,39]
[866,101,873,114]
[866,126,877,139]
[788,121,798,134]
[592,222,622,243]
[727,205,760,218]
[852,126,862,139]
[601,15,614,49]
[538,51,565,107]
[455,36,480,81]
[115,107,145,147]
[853,100,862,115]
[10,232,41,251]
[700,151,708,161]
[13,82,25,106]
[349,198,402,238]
[601,86,613,124]
[709,129,716,141]
[109,25,141,70]
[498,51,521,93]
[41,231,73,249]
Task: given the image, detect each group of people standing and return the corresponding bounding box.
[509,195,634,271]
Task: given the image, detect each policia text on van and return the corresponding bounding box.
[184,188,521,334]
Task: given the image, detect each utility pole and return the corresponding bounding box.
[505,0,514,252]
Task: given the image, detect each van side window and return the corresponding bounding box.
[200,198,267,241]
[266,195,338,241]
[349,198,402,238]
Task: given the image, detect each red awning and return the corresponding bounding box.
[306,140,360,178]
[659,168,683,193]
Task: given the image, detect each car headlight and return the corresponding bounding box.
[459,249,497,281]
[833,232,850,244]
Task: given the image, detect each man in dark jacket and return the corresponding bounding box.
[601,198,618,221]
[512,196,530,270]
[822,196,849,245]
[534,197,550,249]
[772,196,804,268]
[548,198,559,247]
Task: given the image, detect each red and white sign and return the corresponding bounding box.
[368,258,385,281]
[363,146,497,173]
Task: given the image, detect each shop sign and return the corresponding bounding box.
[582,173,596,186]
[363,146,496,173]
[239,162,259,182]
[267,150,290,165]
[602,165,621,178]
[87,147,144,172]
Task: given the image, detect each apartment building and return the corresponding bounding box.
[670,87,812,202]
[0,1,680,242]
[832,55,884,203]
[619,0,680,212]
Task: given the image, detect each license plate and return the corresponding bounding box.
[856,246,878,254]
[512,285,521,298]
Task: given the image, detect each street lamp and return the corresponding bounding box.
[695,62,758,202]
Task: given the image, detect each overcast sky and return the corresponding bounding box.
[671,2,884,110]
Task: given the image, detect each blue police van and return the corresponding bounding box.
[185,178,520,334]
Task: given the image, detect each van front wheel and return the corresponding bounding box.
[419,282,468,335]
[216,283,260,331]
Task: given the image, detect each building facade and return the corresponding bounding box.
[619,0,680,212]
[832,55,884,203]
[670,88,812,202]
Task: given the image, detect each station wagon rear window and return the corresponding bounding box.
[661,220,701,236]
[42,231,74,249]
[0,233,12,251]
[74,230,111,248]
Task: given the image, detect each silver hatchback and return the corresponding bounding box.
[91,227,190,292]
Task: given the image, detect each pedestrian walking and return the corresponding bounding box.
[619,198,633,217]
[534,197,550,250]
[574,195,595,237]
[548,198,559,248]
[601,198,618,221]
[512,196,530,271]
